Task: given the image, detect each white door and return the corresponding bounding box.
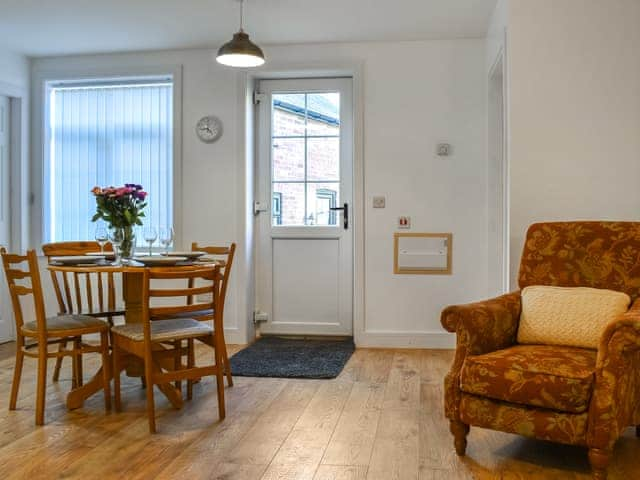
[0,95,13,342]
[256,78,353,336]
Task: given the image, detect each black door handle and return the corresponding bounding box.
[329,203,348,229]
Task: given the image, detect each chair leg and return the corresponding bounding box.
[450,419,470,456]
[99,331,111,411]
[9,347,24,410]
[222,342,233,387]
[74,337,83,387]
[112,342,122,413]
[173,340,182,392]
[213,335,226,421]
[52,340,67,382]
[144,354,156,433]
[589,447,612,480]
[35,350,48,426]
[187,338,194,401]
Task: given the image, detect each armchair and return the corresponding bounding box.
[442,221,640,479]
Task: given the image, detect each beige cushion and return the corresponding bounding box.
[22,314,108,334]
[517,286,630,348]
[111,318,213,342]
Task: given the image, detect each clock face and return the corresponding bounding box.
[196,116,223,143]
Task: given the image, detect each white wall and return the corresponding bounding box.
[0,47,30,342]
[507,0,640,286]
[30,39,488,347]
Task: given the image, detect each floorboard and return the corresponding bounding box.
[0,342,638,479]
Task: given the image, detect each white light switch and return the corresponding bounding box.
[372,196,386,208]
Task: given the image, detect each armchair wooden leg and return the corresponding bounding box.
[9,347,24,410]
[589,447,612,480]
[222,343,233,387]
[186,339,194,401]
[450,419,470,456]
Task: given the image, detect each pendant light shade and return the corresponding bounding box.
[216,0,265,68]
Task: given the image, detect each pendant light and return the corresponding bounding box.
[216,0,265,68]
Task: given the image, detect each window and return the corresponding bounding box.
[271,92,340,226]
[44,77,174,243]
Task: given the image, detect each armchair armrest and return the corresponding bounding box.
[441,291,521,355]
[441,291,521,421]
[588,298,640,451]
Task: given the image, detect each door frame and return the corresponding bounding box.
[0,80,28,342]
[487,48,509,295]
[242,62,365,343]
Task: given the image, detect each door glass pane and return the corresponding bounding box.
[307,183,340,226]
[272,182,305,226]
[271,91,341,227]
[272,138,305,181]
[307,137,339,181]
[272,94,306,136]
[307,93,340,136]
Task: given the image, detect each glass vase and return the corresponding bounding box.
[118,226,136,260]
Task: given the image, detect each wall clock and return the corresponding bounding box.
[196,115,223,143]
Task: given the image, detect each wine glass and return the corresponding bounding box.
[94,224,108,255]
[158,226,174,255]
[143,226,157,256]
[109,228,125,265]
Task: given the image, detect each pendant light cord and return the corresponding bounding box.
[239,0,244,32]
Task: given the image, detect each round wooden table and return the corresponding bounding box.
[47,260,220,410]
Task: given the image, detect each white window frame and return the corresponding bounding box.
[31,65,183,250]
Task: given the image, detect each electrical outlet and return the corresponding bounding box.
[398,216,411,229]
[372,196,386,208]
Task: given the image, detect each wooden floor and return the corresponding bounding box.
[0,342,638,479]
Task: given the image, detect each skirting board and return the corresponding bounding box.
[356,331,455,349]
[223,327,245,345]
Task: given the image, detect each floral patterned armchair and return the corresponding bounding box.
[442,222,640,480]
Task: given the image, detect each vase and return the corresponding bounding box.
[120,226,136,260]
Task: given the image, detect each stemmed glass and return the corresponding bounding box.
[109,228,125,265]
[143,226,157,256]
[94,224,109,255]
[158,226,175,255]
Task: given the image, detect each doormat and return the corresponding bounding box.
[229,336,355,379]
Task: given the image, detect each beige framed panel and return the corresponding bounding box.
[393,232,452,275]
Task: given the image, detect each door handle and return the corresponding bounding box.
[329,203,349,229]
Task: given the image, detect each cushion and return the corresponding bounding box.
[111,318,213,342]
[460,344,597,413]
[22,314,108,334]
[517,285,630,348]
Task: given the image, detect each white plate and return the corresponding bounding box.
[133,256,188,266]
[161,251,207,260]
[85,252,116,260]
[51,256,103,265]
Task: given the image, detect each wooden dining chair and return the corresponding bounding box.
[188,242,236,386]
[42,241,124,384]
[111,265,226,433]
[1,248,111,425]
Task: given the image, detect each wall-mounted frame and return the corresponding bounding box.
[394,232,452,275]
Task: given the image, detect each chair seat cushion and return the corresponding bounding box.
[460,344,597,413]
[22,314,108,334]
[111,318,213,342]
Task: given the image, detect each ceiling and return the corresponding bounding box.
[0,0,497,57]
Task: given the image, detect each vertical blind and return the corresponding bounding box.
[45,80,173,243]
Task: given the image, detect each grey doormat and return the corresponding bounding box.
[229,336,355,379]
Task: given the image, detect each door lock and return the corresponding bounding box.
[330,203,349,229]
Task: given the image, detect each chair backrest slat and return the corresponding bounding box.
[190,242,236,317]
[143,266,221,329]
[1,248,48,335]
[42,241,119,317]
